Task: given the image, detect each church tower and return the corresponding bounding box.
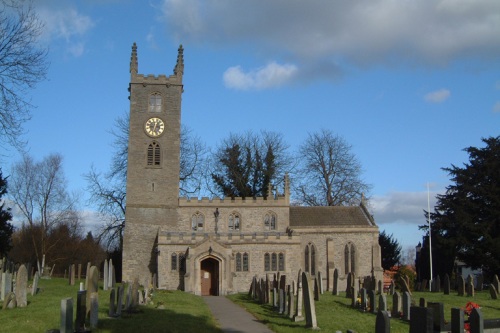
[122,43,184,283]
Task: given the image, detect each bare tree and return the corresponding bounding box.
[294,129,371,206]
[9,153,79,263]
[0,0,48,149]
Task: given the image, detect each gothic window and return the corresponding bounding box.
[264,212,277,230]
[191,212,204,231]
[264,253,270,271]
[236,253,242,271]
[271,253,277,271]
[344,242,356,274]
[179,253,186,273]
[147,141,161,166]
[149,93,162,112]
[305,243,316,275]
[278,253,285,271]
[171,253,178,271]
[242,253,249,272]
[228,212,240,231]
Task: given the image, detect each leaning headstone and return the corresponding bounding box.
[457,276,465,296]
[332,268,339,295]
[60,297,73,333]
[444,274,450,295]
[109,288,116,317]
[2,291,16,309]
[378,294,387,312]
[302,271,318,329]
[391,292,401,318]
[15,264,28,307]
[375,310,390,333]
[489,284,498,300]
[75,290,86,332]
[469,308,483,333]
[31,271,39,296]
[402,291,411,321]
[451,307,464,333]
[103,260,108,291]
[409,306,433,333]
[90,292,99,329]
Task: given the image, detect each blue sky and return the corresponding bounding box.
[2,0,500,251]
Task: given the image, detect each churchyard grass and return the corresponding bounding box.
[0,277,222,333]
[227,290,500,333]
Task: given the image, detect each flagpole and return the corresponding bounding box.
[428,183,433,291]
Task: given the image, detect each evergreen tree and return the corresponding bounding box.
[379,230,402,270]
[0,169,13,256]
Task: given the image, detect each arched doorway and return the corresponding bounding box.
[200,257,219,296]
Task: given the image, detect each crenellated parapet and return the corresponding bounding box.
[158,231,300,245]
[179,195,288,207]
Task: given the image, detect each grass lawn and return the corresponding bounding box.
[227,290,500,333]
[0,277,222,333]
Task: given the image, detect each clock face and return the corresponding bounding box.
[145,117,165,137]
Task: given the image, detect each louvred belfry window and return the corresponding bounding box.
[147,142,161,166]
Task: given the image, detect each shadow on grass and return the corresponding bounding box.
[97,306,222,333]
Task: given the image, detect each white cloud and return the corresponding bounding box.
[223,62,298,90]
[493,102,500,113]
[424,89,451,103]
[161,0,500,76]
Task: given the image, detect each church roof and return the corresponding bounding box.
[289,205,375,227]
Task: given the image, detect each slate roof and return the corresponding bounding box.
[289,205,375,227]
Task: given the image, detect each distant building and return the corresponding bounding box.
[121,44,383,295]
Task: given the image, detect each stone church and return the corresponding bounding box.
[122,44,383,295]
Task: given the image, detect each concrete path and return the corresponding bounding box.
[204,296,274,333]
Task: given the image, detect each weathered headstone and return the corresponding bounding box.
[444,274,450,295]
[70,264,76,286]
[288,285,295,319]
[402,291,411,321]
[378,294,387,312]
[294,279,304,322]
[278,288,285,314]
[2,291,16,309]
[428,302,447,332]
[317,271,324,294]
[89,292,99,329]
[469,308,483,333]
[476,275,483,291]
[368,289,376,313]
[1,271,12,301]
[419,297,426,308]
[116,285,124,316]
[302,271,318,329]
[489,284,498,299]
[332,268,339,295]
[457,276,465,296]
[86,265,99,316]
[77,263,82,281]
[15,264,28,307]
[409,306,433,333]
[103,260,109,291]
[451,307,464,333]
[60,297,73,333]
[378,279,383,295]
[314,277,320,301]
[32,271,39,296]
[109,288,116,317]
[375,310,390,333]
[391,292,400,318]
[346,272,353,298]
[131,277,139,309]
[360,288,367,310]
[352,279,360,308]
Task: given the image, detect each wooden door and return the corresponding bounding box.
[201,258,218,296]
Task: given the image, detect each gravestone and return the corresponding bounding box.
[1,271,12,301]
[131,277,139,309]
[489,284,498,299]
[103,260,109,291]
[70,264,76,286]
[302,271,318,329]
[294,279,304,322]
[451,307,464,333]
[60,297,73,333]
[378,279,383,295]
[346,272,353,298]
[264,277,270,304]
[434,275,441,292]
[2,291,16,309]
[86,265,99,316]
[84,262,91,290]
[317,271,323,294]
[391,292,401,318]
[90,292,99,329]
[278,288,285,314]
[32,271,39,296]
[75,290,86,332]
[469,308,483,333]
[360,288,367,310]
[77,263,82,281]
[409,306,433,333]
[428,302,448,332]
[272,288,277,308]
[467,280,475,297]
[457,276,465,296]
[378,294,387,312]
[108,259,114,289]
[476,275,483,291]
[116,285,124,316]
[402,291,411,321]
[314,277,320,301]
[351,282,359,308]
[332,268,339,295]
[419,297,426,307]
[109,288,116,317]
[288,285,295,319]
[368,289,376,313]
[444,274,450,295]
[15,264,28,307]
[389,280,395,295]
[375,310,390,333]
